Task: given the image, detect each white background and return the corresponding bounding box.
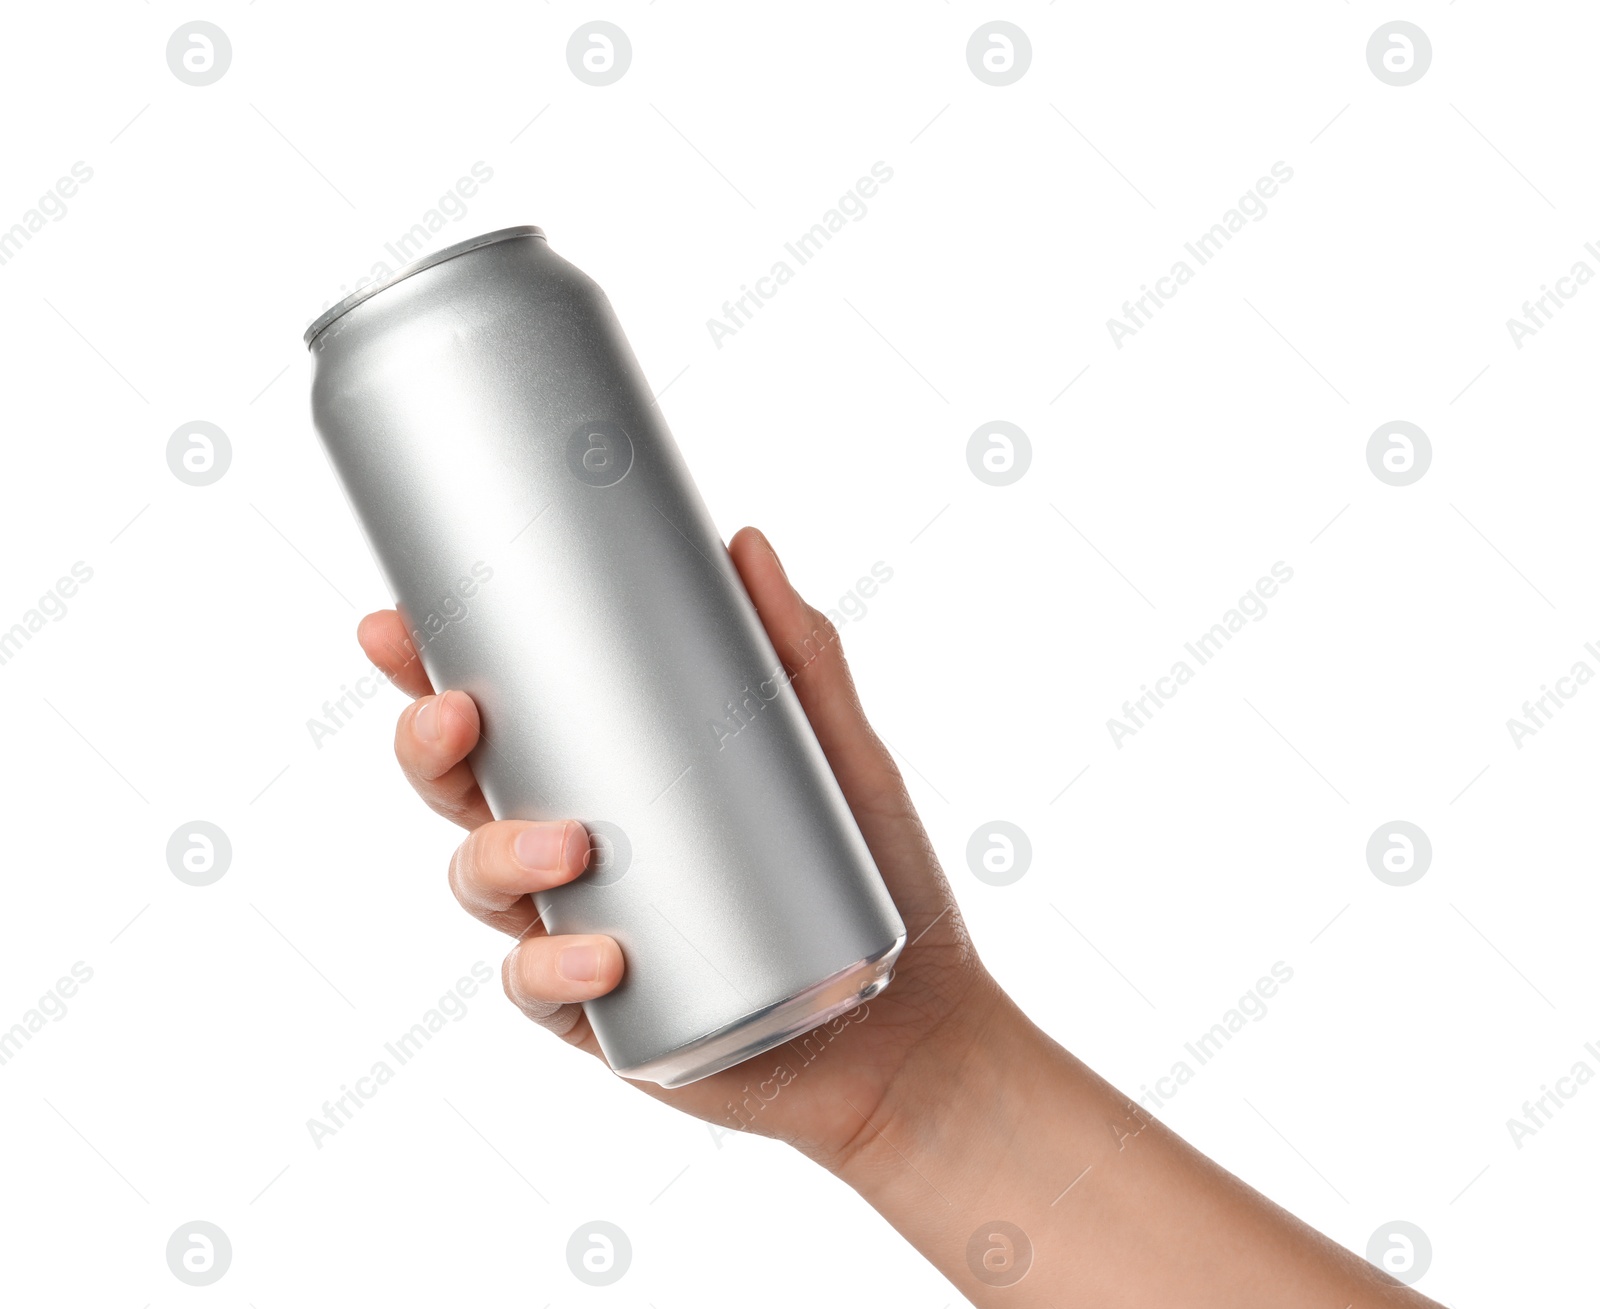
[2,2,1595,1304]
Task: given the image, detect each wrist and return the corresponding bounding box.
[821,978,1137,1305]
[827,975,1058,1196]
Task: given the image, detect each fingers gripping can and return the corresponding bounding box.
[305,227,905,1088]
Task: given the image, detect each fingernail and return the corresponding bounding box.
[557,944,600,983]
[414,697,441,741]
[514,823,571,872]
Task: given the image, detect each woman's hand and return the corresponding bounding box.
[358,524,1442,1308]
[356,525,1002,1172]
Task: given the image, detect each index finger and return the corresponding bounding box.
[357,609,435,699]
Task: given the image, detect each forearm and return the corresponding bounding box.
[830,982,1440,1308]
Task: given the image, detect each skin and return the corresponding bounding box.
[357,526,1442,1308]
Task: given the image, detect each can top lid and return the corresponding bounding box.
[303,225,547,348]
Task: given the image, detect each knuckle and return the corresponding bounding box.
[501,945,564,1027]
[500,946,526,1004]
[450,823,510,901]
[543,1005,582,1038]
[813,612,844,654]
[432,789,481,829]
[789,611,842,672]
[446,834,476,903]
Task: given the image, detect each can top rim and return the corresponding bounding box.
[303,225,547,348]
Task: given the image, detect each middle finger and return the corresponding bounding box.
[394,690,495,829]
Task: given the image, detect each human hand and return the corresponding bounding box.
[356,525,1005,1171]
[357,525,1446,1307]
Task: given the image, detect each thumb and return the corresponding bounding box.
[728,526,899,803]
[726,527,955,930]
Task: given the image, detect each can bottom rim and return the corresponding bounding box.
[611,934,906,1089]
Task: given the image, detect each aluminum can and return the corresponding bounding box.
[305,226,905,1087]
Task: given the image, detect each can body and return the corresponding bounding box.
[305,226,904,1087]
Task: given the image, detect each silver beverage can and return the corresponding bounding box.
[305,226,905,1088]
